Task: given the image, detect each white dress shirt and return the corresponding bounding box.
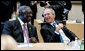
[18,18,29,43]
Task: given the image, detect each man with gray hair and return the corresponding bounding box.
[40,8,79,43]
[2,6,39,43]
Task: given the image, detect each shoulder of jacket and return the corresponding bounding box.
[41,23,49,29]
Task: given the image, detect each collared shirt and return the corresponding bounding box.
[18,18,29,43]
[50,21,59,35]
[50,21,70,43]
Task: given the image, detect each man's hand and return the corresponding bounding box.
[30,37,37,43]
[58,23,64,29]
[44,3,50,8]
[55,23,64,33]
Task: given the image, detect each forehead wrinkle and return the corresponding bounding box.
[44,9,52,14]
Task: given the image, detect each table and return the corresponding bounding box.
[66,21,84,40]
[16,43,73,50]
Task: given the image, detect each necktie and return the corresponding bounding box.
[23,24,30,43]
[59,29,70,43]
[59,30,64,43]
[53,23,56,30]
[53,23,64,43]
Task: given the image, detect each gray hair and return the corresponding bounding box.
[19,6,31,16]
[42,8,55,17]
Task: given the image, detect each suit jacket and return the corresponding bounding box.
[40,20,78,42]
[64,1,72,10]
[2,19,38,43]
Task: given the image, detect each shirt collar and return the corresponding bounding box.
[50,21,56,26]
[18,17,27,26]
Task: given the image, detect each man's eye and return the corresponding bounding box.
[45,13,50,16]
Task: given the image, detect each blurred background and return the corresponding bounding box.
[11,1,84,22]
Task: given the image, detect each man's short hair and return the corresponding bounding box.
[42,8,55,17]
[19,6,31,16]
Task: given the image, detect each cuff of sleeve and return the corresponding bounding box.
[55,31,59,35]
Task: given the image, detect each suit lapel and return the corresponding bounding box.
[13,19,24,42]
[46,23,61,42]
[46,23,55,34]
[16,19,23,33]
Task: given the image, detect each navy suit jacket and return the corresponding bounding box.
[40,20,79,42]
[2,19,38,43]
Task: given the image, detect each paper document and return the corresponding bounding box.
[17,43,33,48]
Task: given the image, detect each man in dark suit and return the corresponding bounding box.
[61,1,72,25]
[40,8,79,43]
[2,6,39,43]
[63,1,72,20]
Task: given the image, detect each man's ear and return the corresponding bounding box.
[53,14,56,18]
[55,14,56,18]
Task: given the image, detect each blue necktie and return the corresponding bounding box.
[53,23,64,43]
[59,34,64,43]
[53,23,56,30]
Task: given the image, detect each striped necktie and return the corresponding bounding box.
[23,24,30,43]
